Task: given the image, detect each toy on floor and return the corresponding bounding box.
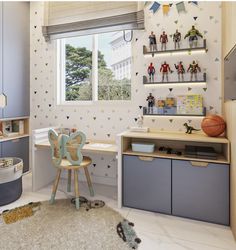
[71,196,105,211]
[184,25,203,48]
[117,219,141,249]
[183,123,200,134]
[0,202,41,224]
[149,31,157,51]
[173,29,181,49]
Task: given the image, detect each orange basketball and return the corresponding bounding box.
[201,115,226,137]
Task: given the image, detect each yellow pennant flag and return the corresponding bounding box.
[163,4,170,15]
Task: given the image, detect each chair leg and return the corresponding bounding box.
[74,169,80,210]
[84,167,94,197]
[50,169,61,204]
[67,169,72,192]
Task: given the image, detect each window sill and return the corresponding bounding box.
[57,100,132,107]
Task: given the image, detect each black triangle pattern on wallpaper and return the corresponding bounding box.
[31,2,222,185]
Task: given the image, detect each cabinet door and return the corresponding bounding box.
[172,160,229,225]
[123,155,171,214]
[2,2,29,118]
[0,2,3,118]
[2,137,29,173]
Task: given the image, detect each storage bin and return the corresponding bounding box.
[0,158,23,206]
[131,142,155,153]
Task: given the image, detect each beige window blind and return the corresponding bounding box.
[42,1,144,41]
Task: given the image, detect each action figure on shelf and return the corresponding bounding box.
[160,31,168,51]
[174,61,185,82]
[149,31,157,51]
[184,25,203,48]
[173,29,181,49]
[160,61,173,82]
[146,93,155,114]
[187,60,201,81]
[183,123,200,134]
[147,62,156,82]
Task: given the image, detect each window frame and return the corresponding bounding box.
[56,33,132,106]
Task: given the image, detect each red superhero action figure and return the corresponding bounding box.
[147,63,156,82]
[160,61,172,82]
[160,31,168,51]
[174,61,185,82]
[187,60,201,81]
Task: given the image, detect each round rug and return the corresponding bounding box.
[0,199,138,250]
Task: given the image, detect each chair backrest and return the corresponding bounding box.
[48,129,86,167]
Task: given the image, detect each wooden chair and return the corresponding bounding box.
[48,129,94,209]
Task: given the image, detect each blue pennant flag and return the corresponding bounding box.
[150,2,161,13]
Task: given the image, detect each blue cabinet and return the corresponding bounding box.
[1,137,29,173]
[0,2,29,118]
[172,160,229,225]
[123,155,172,214]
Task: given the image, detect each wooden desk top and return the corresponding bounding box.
[35,139,118,154]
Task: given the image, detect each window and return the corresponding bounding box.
[58,31,132,104]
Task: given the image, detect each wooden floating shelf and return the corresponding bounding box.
[123,148,229,164]
[143,39,207,57]
[143,107,206,117]
[143,73,207,85]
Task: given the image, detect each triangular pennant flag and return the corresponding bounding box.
[193,16,198,20]
[174,20,178,24]
[188,1,198,6]
[176,2,186,13]
[169,3,173,7]
[150,2,161,13]
[163,4,170,15]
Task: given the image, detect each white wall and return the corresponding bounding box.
[30,2,222,185]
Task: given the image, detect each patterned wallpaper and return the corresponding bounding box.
[30,2,222,185]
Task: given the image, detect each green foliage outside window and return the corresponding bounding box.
[65,44,131,101]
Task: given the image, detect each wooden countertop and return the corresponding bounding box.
[35,139,118,154]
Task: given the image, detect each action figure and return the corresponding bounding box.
[149,31,157,51]
[147,62,155,82]
[173,29,181,49]
[187,60,201,81]
[146,93,155,114]
[174,61,185,82]
[160,31,168,51]
[160,61,173,82]
[183,123,200,134]
[184,25,203,48]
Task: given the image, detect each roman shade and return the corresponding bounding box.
[42,1,145,41]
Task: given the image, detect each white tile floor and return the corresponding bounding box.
[1,173,236,250]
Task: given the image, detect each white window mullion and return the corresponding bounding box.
[92,34,98,101]
[58,39,66,103]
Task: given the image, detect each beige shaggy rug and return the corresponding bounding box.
[0,199,138,250]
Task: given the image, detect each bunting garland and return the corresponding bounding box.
[163,4,170,15]
[149,2,161,13]
[176,2,186,13]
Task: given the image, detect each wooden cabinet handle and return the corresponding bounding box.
[190,161,209,167]
[138,156,154,161]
